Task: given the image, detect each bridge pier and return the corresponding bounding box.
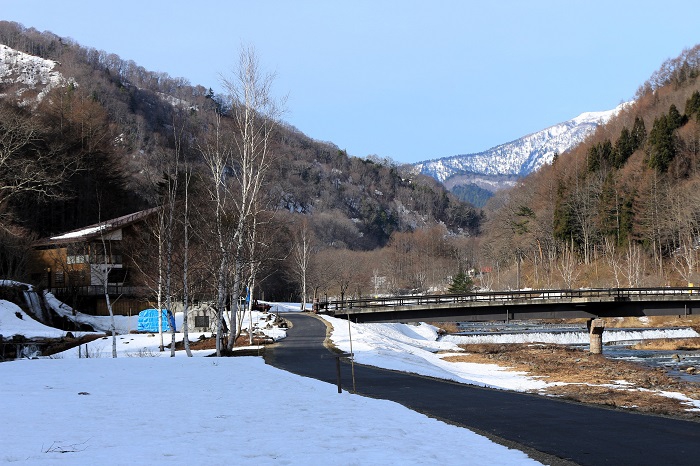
[587,318,605,354]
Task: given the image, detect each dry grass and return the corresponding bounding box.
[631,337,700,351]
[444,343,700,418]
[428,322,460,334]
[173,333,274,352]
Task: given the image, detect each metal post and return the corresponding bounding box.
[335,356,342,393]
[347,312,356,394]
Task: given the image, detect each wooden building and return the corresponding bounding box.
[30,207,161,316]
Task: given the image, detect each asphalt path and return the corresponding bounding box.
[264,312,700,466]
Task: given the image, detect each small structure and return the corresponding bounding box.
[190,304,217,333]
[137,309,176,333]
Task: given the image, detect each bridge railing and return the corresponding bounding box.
[320,287,700,312]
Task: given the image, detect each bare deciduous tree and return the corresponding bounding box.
[291,218,313,311]
[200,46,284,354]
[557,240,580,289]
[624,240,644,287]
[0,102,74,233]
[96,207,117,358]
[603,237,623,288]
[181,155,193,357]
[200,113,232,357]
[222,45,285,351]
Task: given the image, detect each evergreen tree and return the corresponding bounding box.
[596,173,634,245]
[667,104,686,130]
[447,268,473,293]
[614,127,634,168]
[587,140,613,172]
[648,115,676,172]
[597,172,620,240]
[685,91,700,121]
[631,116,647,150]
[553,181,576,242]
[619,195,634,245]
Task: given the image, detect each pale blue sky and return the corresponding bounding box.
[2,1,700,163]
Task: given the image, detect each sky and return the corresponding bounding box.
[3,1,700,164]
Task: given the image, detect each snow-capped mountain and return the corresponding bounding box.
[413,103,626,184]
[0,43,71,104]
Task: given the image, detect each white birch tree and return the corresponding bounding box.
[96,213,117,358]
[222,45,285,351]
[200,113,232,357]
[181,155,193,357]
[292,218,313,311]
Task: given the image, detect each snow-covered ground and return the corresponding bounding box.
[1,290,290,348]
[0,43,71,103]
[3,287,700,464]
[0,357,539,465]
[0,294,540,465]
[320,316,549,392]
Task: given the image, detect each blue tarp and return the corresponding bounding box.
[137,308,176,332]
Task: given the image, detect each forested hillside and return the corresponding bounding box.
[0,22,479,241]
[0,21,481,300]
[481,45,700,289]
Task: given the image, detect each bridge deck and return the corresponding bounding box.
[320,288,700,323]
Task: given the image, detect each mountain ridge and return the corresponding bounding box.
[412,104,627,187]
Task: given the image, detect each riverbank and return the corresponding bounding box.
[446,343,700,419]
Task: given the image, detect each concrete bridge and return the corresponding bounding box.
[319,287,700,353]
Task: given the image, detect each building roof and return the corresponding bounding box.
[33,207,161,248]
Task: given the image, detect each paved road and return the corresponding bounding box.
[264,313,700,466]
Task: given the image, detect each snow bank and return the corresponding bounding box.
[0,357,541,465]
[44,291,138,334]
[0,300,68,339]
[321,316,549,391]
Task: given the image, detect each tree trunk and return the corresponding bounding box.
[182,166,192,357]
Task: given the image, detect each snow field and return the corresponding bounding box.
[0,357,540,465]
[4,289,700,463]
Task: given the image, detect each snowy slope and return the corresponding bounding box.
[414,103,627,182]
[0,43,70,103]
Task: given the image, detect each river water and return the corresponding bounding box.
[441,322,700,383]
